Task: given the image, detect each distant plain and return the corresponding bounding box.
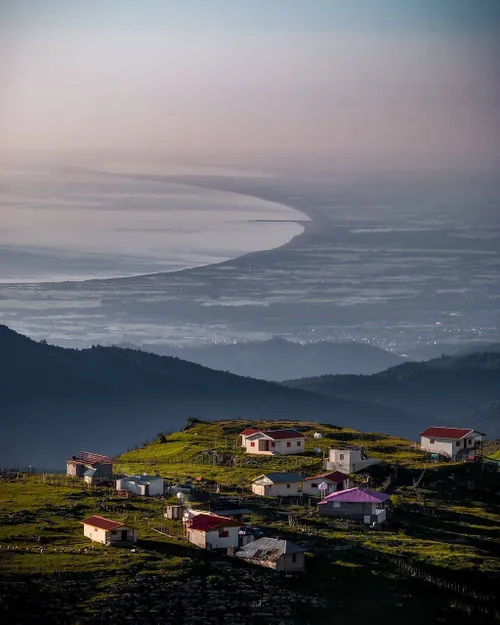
[1,161,499,356]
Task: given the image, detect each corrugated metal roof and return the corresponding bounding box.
[303,471,347,483]
[81,515,124,531]
[318,487,389,504]
[246,429,305,441]
[236,537,305,560]
[420,426,481,439]
[188,513,241,532]
[253,472,303,484]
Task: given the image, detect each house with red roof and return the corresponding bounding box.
[302,471,349,496]
[317,487,390,525]
[420,426,485,460]
[184,512,251,551]
[241,428,306,455]
[81,515,137,546]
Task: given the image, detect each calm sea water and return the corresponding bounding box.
[0,166,307,283]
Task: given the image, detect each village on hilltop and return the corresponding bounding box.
[66,422,488,573]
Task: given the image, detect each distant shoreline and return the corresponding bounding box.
[0,170,310,286]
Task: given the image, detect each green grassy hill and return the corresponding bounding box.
[2,420,500,624]
[115,419,425,485]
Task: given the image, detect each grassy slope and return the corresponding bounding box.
[2,421,500,624]
[115,419,426,485]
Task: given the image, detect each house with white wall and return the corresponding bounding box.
[251,472,303,497]
[116,474,164,496]
[302,471,349,496]
[324,446,381,473]
[66,451,113,478]
[242,429,306,455]
[184,512,246,550]
[317,488,390,525]
[240,428,260,446]
[420,427,484,459]
[235,537,306,572]
[81,515,137,546]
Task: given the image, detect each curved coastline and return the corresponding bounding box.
[2,172,311,287]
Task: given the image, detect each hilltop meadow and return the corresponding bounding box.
[1,420,500,624]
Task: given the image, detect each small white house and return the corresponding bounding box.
[116,474,164,496]
[251,472,303,497]
[184,512,245,550]
[325,447,381,473]
[81,515,137,546]
[240,428,260,446]
[420,427,485,459]
[235,537,306,572]
[302,471,349,496]
[242,429,306,455]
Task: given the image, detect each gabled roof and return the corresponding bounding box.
[420,426,484,439]
[187,513,241,532]
[81,515,124,531]
[303,471,347,483]
[240,428,260,436]
[235,537,305,561]
[246,429,305,441]
[252,472,303,484]
[318,487,389,504]
[67,451,112,465]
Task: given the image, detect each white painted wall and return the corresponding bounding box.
[187,526,240,550]
[83,524,136,545]
[116,477,164,496]
[84,524,108,544]
[327,449,380,473]
[302,477,348,496]
[252,479,301,497]
[245,436,305,455]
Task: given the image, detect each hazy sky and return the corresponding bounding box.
[1,0,499,168]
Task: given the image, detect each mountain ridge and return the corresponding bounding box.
[0,325,423,468]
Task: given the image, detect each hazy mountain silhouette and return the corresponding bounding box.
[285,352,500,437]
[0,325,422,469]
[112,337,407,380]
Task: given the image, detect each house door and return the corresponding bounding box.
[121,530,128,541]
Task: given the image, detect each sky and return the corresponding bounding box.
[1,0,499,168]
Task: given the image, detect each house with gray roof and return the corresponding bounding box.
[251,472,303,497]
[235,537,306,572]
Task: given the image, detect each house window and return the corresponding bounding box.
[430,439,435,444]
[311,483,318,488]
[219,529,229,538]
[292,554,297,563]
[297,441,301,446]
[468,439,473,446]
[250,442,255,447]
[111,530,117,535]
[94,528,99,532]
[456,441,460,447]
[339,454,344,460]
[271,442,275,447]
[287,442,291,447]
[287,484,291,488]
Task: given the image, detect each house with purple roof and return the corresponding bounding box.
[317,487,390,526]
